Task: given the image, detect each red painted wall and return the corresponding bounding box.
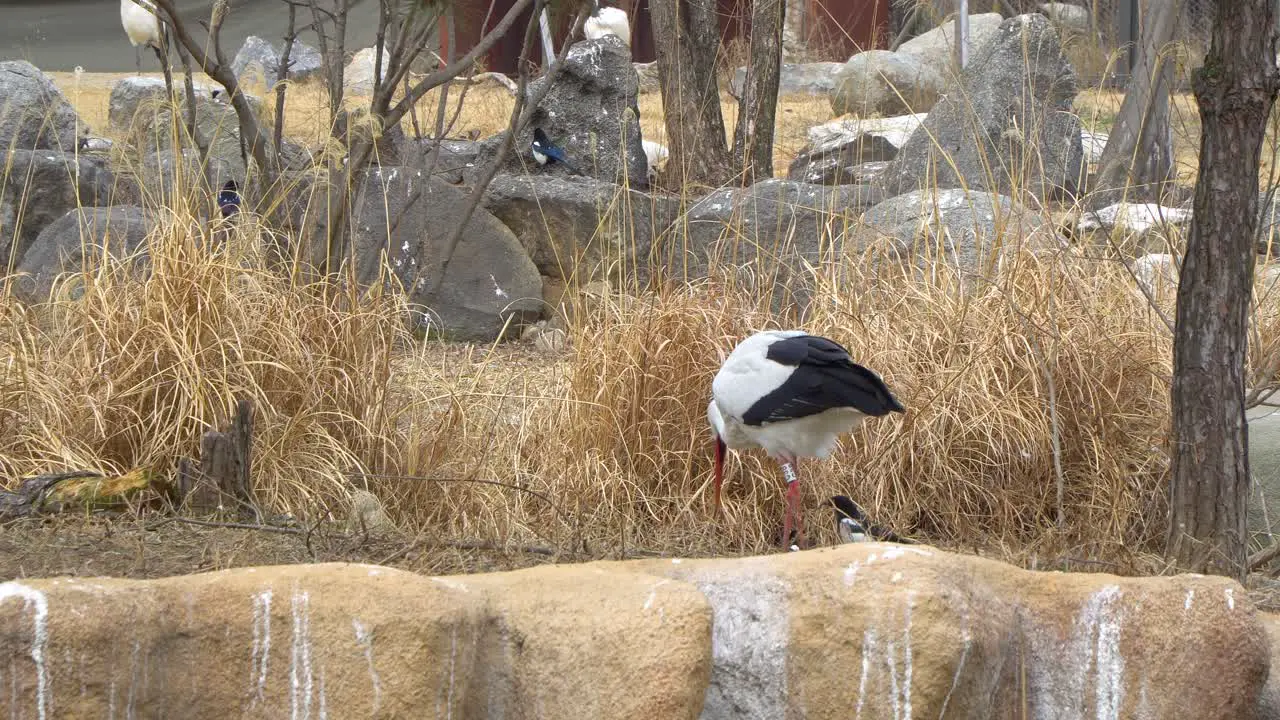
[443,0,889,73]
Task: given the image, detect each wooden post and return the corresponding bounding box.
[176,398,257,519]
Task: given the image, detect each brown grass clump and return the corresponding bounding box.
[551,238,1174,558]
[0,208,411,516]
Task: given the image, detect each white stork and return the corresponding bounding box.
[707,330,905,548]
[584,0,632,49]
[120,0,163,75]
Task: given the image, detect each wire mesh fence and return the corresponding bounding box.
[894,0,1217,88]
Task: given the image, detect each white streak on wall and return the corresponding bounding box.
[250,590,273,708]
[352,619,381,714]
[290,590,314,720]
[855,627,877,720]
[696,574,789,719]
[0,583,49,720]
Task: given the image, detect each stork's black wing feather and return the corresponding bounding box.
[741,334,905,426]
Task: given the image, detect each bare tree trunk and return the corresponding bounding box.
[1167,0,1279,580]
[1093,0,1180,201]
[274,1,300,158]
[310,0,353,135]
[650,0,732,188]
[154,0,280,186]
[731,0,784,183]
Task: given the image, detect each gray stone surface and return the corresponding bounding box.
[678,179,886,312]
[329,166,544,341]
[231,35,323,87]
[483,174,680,284]
[108,75,217,132]
[14,205,153,302]
[788,114,922,185]
[139,149,236,200]
[731,62,842,99]
[483,37,646,186]
[879,14,1085,202]
[829,50,945,117]
[0,60,83,151]
[634,61,660,93]
[344,46,390,95]
[1039,2,1092,36]
[400,138,484,184]
[1249,405,1280,542]
[897,12,1006,78]
[132,93,268,184]
[855,188,1055,275]
[0,150,116,272]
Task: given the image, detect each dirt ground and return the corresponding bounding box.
[0,513,572,582]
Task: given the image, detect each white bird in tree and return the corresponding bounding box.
[584,0,632,49]
[707,331,905,549]
[120,0,165,74]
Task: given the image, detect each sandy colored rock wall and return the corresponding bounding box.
[0,544,1270,719]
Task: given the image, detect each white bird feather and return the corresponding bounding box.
[642,140,669,176]
[120,0,162,50]
[585,6,632,48]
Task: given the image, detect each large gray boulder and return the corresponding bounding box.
[344,47,390,95]
[400,138,484,184]
[139,149,236,201]
[13,206,153,303]
[829,50,945,117]
[0,150,116,272]
[731,62,842,99]
[483,36,646,186]
[231,35,324,87]
[0,61,83,151]
[135,96,265,184]
[879,14,1085,202]
[1076,201,1192,256]
[333,166,543,341]
[898,12,1006,78]
[1039,2,1092,37]
[788,114,924,185]
[855,188,1055,275]
[108,76,217,132]
[677,179,886,313]
[482,174,680,284]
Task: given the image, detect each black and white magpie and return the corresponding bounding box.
[831,495,909,544]
[531,127,579,174]
[707,330,905,549]
[217,179,242,218]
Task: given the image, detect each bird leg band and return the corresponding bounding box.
[781,463,798,486]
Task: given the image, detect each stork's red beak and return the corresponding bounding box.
[713,436,726,509]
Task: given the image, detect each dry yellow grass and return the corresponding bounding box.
[4,63,1274,573]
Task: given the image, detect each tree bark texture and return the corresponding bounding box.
[1167,0,1279,579]
[1094,0,1180,201]
[650,0,732,188]
[731,0,784,183]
